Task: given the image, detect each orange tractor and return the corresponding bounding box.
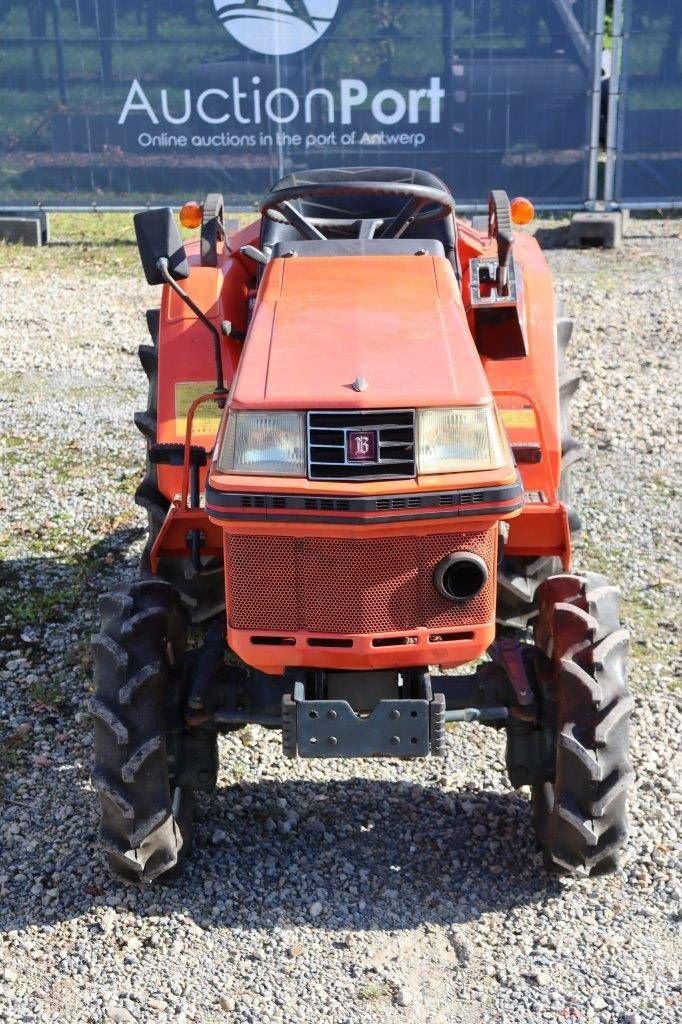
[91,169,633,884]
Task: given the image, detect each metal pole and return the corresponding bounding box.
[604,0,625,207]
[586,0,606,208]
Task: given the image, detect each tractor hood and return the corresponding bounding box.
[230,254,492,410]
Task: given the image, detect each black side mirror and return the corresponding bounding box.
[134,207,190,285]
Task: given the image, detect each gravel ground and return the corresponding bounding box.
[0,216,680,1024]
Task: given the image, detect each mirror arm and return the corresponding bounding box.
[157,257,228,396]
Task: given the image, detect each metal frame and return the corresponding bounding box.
[586,0,607,208]
[1,201,594,215]
[603,0,625,207]
[1,0,638,214]
[604,0,682,211]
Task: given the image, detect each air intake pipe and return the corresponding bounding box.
[434,553,488,603]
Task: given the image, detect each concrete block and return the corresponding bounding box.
[569,211,624,249]
[0,212,50,246]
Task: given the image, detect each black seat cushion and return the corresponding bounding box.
[261,166,458,272]
[267,165,452,199]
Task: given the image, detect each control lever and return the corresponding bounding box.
[240,244,270,266]
[496,224,513,292]
[488,190,514,294]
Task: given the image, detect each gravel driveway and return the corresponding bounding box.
[0,216,680,1024]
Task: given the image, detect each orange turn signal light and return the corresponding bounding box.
[179,201,203,230]
[510,196,535,226]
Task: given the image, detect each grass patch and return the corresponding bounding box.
[357,983,391,1001]
[30,679,62,707]
[0,743,21,780]
[0,726,31,789]
[10,584,83,628]
[0,210,255,275]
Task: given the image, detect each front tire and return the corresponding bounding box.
[531,573,633,875]
[91,578,196,884]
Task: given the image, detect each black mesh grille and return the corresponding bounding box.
[307,410,416,481]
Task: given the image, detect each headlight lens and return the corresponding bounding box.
[417,406,507,474]
[218,411,306,476]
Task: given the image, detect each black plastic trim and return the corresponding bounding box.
[206,503,523,526]
[206,480,523,524]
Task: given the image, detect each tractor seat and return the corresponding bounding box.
[260,166,458,269]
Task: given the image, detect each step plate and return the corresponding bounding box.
[295,698,431,759]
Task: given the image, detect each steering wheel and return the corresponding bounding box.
[259,180,456,243]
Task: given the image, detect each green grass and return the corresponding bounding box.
[52,211,139,246]
[357,983,391,1002]
[29,679,63,707]
[0,742,22,783]
[0,211,140,274]
[0,210,255,275]
[9,577,91,628]
[0,432,136,493]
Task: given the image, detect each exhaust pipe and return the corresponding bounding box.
[434,553,489,603]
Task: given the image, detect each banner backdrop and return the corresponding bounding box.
[0,1,602,207]
[609,0,682,206]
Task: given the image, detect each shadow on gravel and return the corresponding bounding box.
[186,778,565,929]
[1,772,563,935]
[532,224,570,248]
[1,525,564,935]
[0,526,144,629]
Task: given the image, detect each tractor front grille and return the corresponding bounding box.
[307,409,416,480]
[225,528,496,634]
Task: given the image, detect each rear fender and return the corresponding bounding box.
[153,242,253,505]
[479,233,568,563]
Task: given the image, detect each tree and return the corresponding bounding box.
[27,0,47,83]
[95,0,115,84]
[147,0,158,40]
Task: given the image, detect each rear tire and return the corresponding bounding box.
[531,572,633,875]
[497,310,585,630]
[91,578,197,884]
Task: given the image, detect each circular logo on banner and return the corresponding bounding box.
[213,1,339,56]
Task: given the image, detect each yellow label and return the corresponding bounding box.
[174,382,222,436]
[500,408,537,429]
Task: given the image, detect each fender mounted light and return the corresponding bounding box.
[510,196,535,226]
[179,201,204,229]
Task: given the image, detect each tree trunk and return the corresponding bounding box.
[50,0,68,104]
[27,0,45,83]
[95,0,115,84]
[147,0,158,41]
